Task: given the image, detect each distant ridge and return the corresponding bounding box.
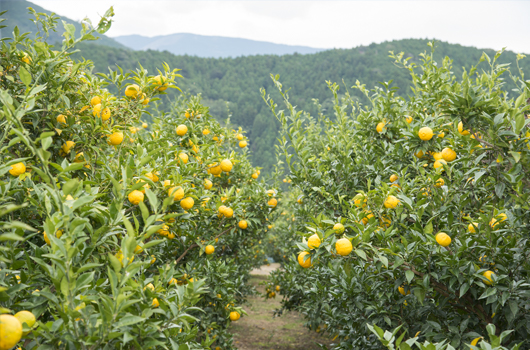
[112,33,326,58]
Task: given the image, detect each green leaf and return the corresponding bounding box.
[0,232,25,241]
[510,151,521,163]
[19,66,31,87]
[424,221,433,235]
[114,315,146,328]
[405,270,414,284]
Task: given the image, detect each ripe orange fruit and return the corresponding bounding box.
[9,162,26,176]
[128,190,144,205]
[239,140,247,148]
[441,147,456,162]
[297,252,311,268]
[335,238,352,256]
[205,245,215,255]
[398,286,411,295]
[435,232,451,247]
[202,129,210,135]
[433,159,447,170]
[307,234,321,249]
[220,159,233,172]
[62,141,75,154]
[178,152,189,164]
[384,195,400,209]
[333,223,345,234]
[90,96,101,106]
[180,197,194,210]
[251,172,258,179]
[229,311,240,321]
[152,298,160,308]
[209,163,222,175]
[168,187,184,201]
[176,124,188,136]
[376,122,385,133]
[125,84,140,98]
[152,75,169,91]
[389,174,398,183]
[482,270,495,285]
[14,311,36,336]
[490,213,507,228]
[223,207,234,218]
[56,114,66,123]
[418,127,434,141]
[435,178,445,187]
[468,222,478,233]
[204,179,213,189]
[268,198,277,208]
[238,220,248,229]
[0,314,23,349]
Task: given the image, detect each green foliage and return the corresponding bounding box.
[264,42,530,349]
[0,9,278,349]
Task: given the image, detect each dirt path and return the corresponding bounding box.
[229,265,332,350]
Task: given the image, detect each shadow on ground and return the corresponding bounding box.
[229,273,333,350]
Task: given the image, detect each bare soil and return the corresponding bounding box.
[228,266,333,350]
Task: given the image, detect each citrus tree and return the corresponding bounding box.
[262,42,530,349]
[0,8,278,350]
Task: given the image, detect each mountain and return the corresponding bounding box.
[0,0,127,49]
[112,33,325,58]
[72,39,530,173]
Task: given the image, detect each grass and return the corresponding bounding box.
[229,275,333,350]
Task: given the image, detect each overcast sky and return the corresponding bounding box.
[30,1,530,53]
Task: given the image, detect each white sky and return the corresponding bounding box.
[30,1,530,53]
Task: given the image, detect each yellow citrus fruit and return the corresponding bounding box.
[223,207,234,218]
[458,121,470,135]
[108,132,123,145]
[432,152,443,161]
[0,314,22,349]
[128,190,144,205]
[376,122,385,133]
[152,75,169,91]
[434,159,447,170]
[203,129,210,135]
[144,283,155,291]
[398,286,411,296]
[333,223,345,234]
[418,127,434,141]
[335,238,352,256]
[56,114,66,123]
[157,225,169,236]
[142,122,148,128]
[468,222,478,233]
[405,116,413,124]
[389,174,398,183]
[178,152,189,164]
[482,270,495,285]
[125,84,140,98]
[489,213,507,228]
[415,150,424,158]
[438,131,445,138]
[134,245,143,254]
[145,172,159,183]
[205,245,215,255]
[220,159,233,172]
[180,197,194,210]
[441,147,456,162]
[9,162,26,176]
[238,220,248,229]
[236,133,244,140]
[297,251,311,268]
[229,311,240,321]
[152,298,160,308]
[14,311,36,336]
[435,178,445,187]
[90,96,101,106]
[209,163,222,175]
[168,187,184,201]
[239,140,247,148]
[176,124,188,136]
[251,172,258,179]
[268,198,278,208]
[307,234,321,249]
[384,195,400,209]
[204,179,213,189]
[435,232,451,247]
[61,141,75,154]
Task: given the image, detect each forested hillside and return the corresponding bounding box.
[1,0,126,48]
[73,40,530,171]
